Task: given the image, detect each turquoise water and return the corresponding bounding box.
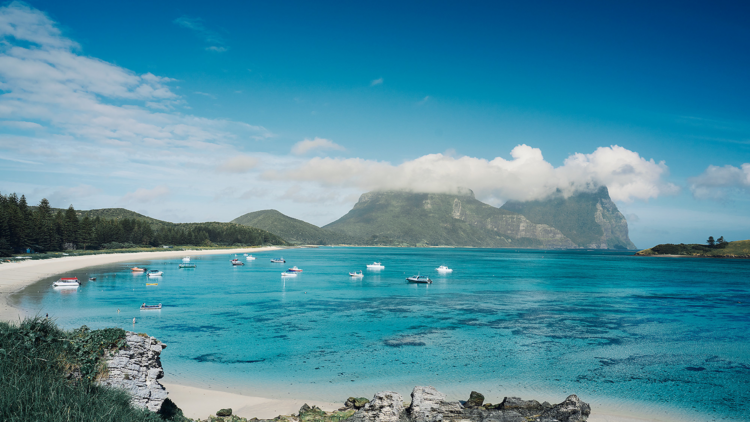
[15,248,750,421]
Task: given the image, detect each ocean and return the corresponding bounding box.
[13,247,750,421]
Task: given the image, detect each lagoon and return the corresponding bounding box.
[14,248,750,421]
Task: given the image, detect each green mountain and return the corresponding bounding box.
[323,190,579,248]
[231,209,358,245]
[500,187,636,249]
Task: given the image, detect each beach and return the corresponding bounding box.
[0,249,696,422]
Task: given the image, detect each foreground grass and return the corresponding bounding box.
[0,318,167,422]
[636,239,750,257]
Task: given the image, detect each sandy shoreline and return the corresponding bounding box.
[0,248,690,422]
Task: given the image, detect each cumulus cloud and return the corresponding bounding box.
[266,144,678,203]
[216,155,259,173]
[291,137,346,156]
[370,77,383,86]
[121,185,170,204]
[688,163,750,199]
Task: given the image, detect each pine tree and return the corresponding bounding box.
[78,216,93,250]
[62,206,79,249]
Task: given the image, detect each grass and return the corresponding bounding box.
[0,318,171,422]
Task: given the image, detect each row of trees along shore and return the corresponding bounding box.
[0,192,285,256]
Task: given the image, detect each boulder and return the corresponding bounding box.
[216,408,232,417]
[464,391,484,408]
[349,391,406,422]
[539,395,590,422]
[346,397,372,410]
[407,386,468,422]
[299,404,326,421]
[497,397,545,416]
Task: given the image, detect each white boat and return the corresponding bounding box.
[179,262,196,268]
[140,303,162,310]
[406,274,432,284]
[281,272,297,277]
[349,271,364,277]
[147,270,163,277]
[271,258,285,263]
[366,262,384,269]
[287,266,303,272]
[246,255,256,260]
[436,265,453,273]
[182,256,191,263]
[53,277,80,287]
[231,258,245,266]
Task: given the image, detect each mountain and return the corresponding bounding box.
[231,209,358,245]
[323,190,578,248]
[500,187,636,249]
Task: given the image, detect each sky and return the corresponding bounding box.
[1,0,749,248]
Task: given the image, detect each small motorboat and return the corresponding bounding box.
[246,255,256,260]
[366,262,384,269]
[88,277,96,281]
[179,262,196,268]
[182,256,191,263]
[231,258,245,266]
[436,265,453,273]
[140,303,162,310]
[406,274,432,284]
[53,277,80,287]
[271,258,286,263]
[349,271,364,278]
[147,270,163,277]
[131,267,147,273]
[287,266,303,272]
[281,272,297,277]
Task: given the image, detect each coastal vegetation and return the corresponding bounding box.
[0,317,165,422]
[0,192,286,257]
[636,239,750,257]
[232,210,359,245]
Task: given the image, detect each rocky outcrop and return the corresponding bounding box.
[350,387,589,422]
[99,331,168,412]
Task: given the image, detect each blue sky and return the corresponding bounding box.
[1,0,749,248]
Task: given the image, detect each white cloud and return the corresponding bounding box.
[688,163,750,199]
[417,96,430,105]
[291,137,346,156]
[370,77,383,86]
[48,184,101,206]
[205,46,228,53]
[216,155,259,173]
[1,120,43,129]
[121,185,170,204]
[266,144,679,203]
[173,16,225,46]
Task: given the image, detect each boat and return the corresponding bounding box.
[244,253,248,256]
[182,256,191,263]
[53,277,80,287]
[131,267,147,273]
[349,271,364,277]
[140,303,162,310]
[231,258,245,266]
[246,255,256,260]
[88,277,96,281]
[406,274,432,284]
[436,265,453,273]
[271,258,286,263]
[147,270,163,277]
[146,283,158,286]
[179,262,196,268]
[281,272,297,277]
[366,262,384,269]
[287,266,303,272]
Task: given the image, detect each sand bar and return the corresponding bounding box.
[0,247,688,422]
[0,246,281,321]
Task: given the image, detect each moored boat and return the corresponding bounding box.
[246,255,256,260]
[88,277,96,281]
[271,258,285,263]
[53,277,80,287]
[406,274,432,284]
[178,262,196,268]
[140,303,162,310]
[182,256,191,263]
[349,270,364,277]
[281,271,297,277]
[436,265,453,273]
[147,270,163,277]
[287,266,303,272]
[366,262,384,269]
[131,267,147,273]
[231,258,245,266]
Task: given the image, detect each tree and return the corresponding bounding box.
[717,236,729,248]
[707,236,715,247]
[62,206,79,249]
[78,216,93,250]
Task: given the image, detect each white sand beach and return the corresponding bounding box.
[0,249,684,422]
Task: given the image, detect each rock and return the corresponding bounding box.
[497,397,545,416]
[349,391,406,422]
[346,397,371,410]
[539,395,591,422]
[299,404,326,421]
[99,331,168,412]
[464,391,484,408]
[217,408,233,417]
[407,386,464,422]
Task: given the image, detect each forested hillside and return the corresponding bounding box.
[0,192,286,256]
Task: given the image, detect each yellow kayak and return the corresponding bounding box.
[146,283,158,286]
